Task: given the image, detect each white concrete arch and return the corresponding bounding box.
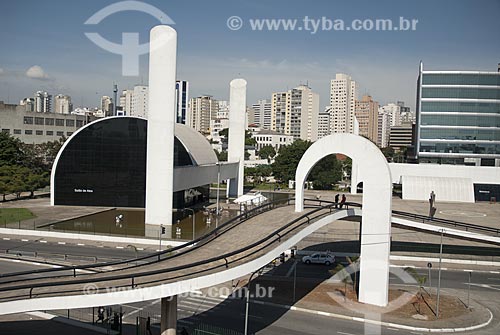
[295,133,392,307]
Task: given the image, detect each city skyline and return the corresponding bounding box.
[1,0,499,110]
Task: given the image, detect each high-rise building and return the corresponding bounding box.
[119,89,133,116]
[101,96,114,117]
[389,125,414,152]
[34,91,51,113]
[175,80,189,124]
[377,109,391,148]
[271,85,319,141]
[131,86,149,118]
[415,62,500,166]
[354,95,379,143]
[379,103,402,127]
[54,94,72,114]
[252,99,272,129]
[330,74,357,134]
[317,107,331,139]
[188,95,219,135]
[20,98,35,112]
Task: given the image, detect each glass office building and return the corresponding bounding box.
[415,62,500,166]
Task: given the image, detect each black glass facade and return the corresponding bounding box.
[54,117,195,207]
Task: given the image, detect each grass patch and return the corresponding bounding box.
[0,208,36,224]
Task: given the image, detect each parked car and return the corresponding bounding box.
[302,252,335,265]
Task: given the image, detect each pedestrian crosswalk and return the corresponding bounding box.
[145,292,232,328]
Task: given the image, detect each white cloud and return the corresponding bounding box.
[26,65,49,80]
[0,68,4,75]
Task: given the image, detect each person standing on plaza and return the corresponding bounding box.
[339,194,346,209]
[334,194,340,208]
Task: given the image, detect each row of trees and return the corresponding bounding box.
[0,133,65,201]
[216,137,348,190]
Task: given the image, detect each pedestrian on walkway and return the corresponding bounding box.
[334,194,340,208]
[146,316,153,335]
[97,306,105,324]
[339,194,346,209]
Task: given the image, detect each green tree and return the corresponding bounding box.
[214,149,227,162]
[272,140,311,183]
[0,165,15,201]
[258,145,276,161]
[405,267,428,315]
[0,132,25,166]
[272,140,342,189]
[309,155,342,190]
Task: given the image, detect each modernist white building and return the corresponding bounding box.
[251,129,294,151]
[330,74,357,134]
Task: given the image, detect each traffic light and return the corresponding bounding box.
[290,249,295,258]
[161,226,166,234]
[280,253,285,263]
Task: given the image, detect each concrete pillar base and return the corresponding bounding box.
[161,295,177,335]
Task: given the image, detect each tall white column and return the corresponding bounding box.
[350,160,358,194]
[145,25,177,226]
[227,79,247,198]
[161,296,177,335]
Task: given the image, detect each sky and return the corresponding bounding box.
[0,0,499,111]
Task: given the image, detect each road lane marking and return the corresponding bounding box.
[285,261,297,277]
[115,246,124,249]
[77,243,85,246]
[21,239,29,242]
[39,240,47,243]
[122,299,160,318]
[57,242,66,245]
[2,238,10,240]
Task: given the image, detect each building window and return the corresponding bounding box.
[36,130,43,135]
[56,131,64,136]
[14,129,21,135]
[45,118,55,126]
[46,131,54,136]
[76,120,84,127]
[66,119,75,127]
[25,130,33,135]
[1,129,10,134]
[35,117,44,125]
[56,119,64,126]
[23,116,34,124]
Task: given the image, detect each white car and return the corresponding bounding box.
[302,253,335,265]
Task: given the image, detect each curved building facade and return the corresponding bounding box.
[51,116,217,208]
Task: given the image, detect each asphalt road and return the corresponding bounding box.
[1,252,500,334]
[0,236,155,265]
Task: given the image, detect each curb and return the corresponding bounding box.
[251,300,494,333]
[0,227,186,247]
[26,311,116,334]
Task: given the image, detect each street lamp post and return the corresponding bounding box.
[436,229,444,318]
[244,271,259,335]
[293,259,297,303]
[216,162,221,228]
[467,271,472,309]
